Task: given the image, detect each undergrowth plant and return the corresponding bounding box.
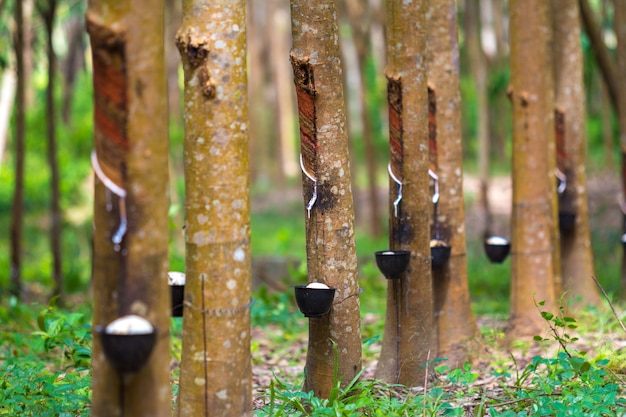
[0,298,92,416]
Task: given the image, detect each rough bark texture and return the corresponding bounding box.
[176,2,252,415]
[375,0,433,386]
[289,0,362,398]
[88,1,171,415]
[10,0,25,298]
[39,0,63,299]
[427,0,477,367]
[552,0,599,307]
[509,0,561,338]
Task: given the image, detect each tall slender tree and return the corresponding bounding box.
[427,0,477,366]
[37,0,63,299]
[376,0,433,386]
[465,0,492,236]
[289,0,362,398]
[10,0,26,299]
[176,1,252,415]
[552,0,599,307]
[87,1,171,415]
[343,0,383,237]
[615,0,626,289]
[509,0,561,337]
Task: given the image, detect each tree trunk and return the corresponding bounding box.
[614,0,626,291]
[552,0,599,307]
[345,0,383,238]
[23,0,34,108]
[39,0,63,300]
[175,1,252,415]
[579,0,620,113]
[165,0,181,124]
[10,0,25,299]
[466,0,492,236]
[599,0,614,173]
[289,0,362,398]
[375,0,433,386]
[509,0,561,338]
[87,1,171,415]
[269,0,296,187]
[428,0,477,367]
[0,70,16,164]
[61,15,85,125]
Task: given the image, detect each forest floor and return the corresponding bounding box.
[248,171,626,410]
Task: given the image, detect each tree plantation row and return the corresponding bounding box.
[4,0,626,416]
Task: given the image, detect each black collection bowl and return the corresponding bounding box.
[95,325,157,374]
[294,285,336,318]
[430,240,451,269]
[375,250,411,279]
[170,285,185,317]
[484,235,511,263]
[168,271,186,318]
[558,212,577,232]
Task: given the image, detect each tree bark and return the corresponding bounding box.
[10,0,25,299]
[38,0,63,299]
[175,1,252,415]
[375,0,433,386]
[23,0,34,107]
[344,0,383,238]
[579,0,620,114]
[289,0,362,398]
[0,70,16,164]
[465,0,492,236]
[509,0,561,338]
[61,15,86,125]
[552,0,599,307]
[613,1,626,290]
[428,0,477,367]
[165,0,181,123]
[87,1,171,415]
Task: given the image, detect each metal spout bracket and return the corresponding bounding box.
[92,150,128,245]
[555,168,567,195]
[388,163,402,217]
[429,169,439,205]
[300,153,317,218]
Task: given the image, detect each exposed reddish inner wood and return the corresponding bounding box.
[93,47,128,150]
[387,77,403,181]
[295,77,317,179]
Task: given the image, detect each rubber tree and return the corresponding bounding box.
[87,0,171,415]
[465,0,492,237]
[375,0,434,386]
[427,0,477,366]
[10,0,25,299]
[343,0,383,238]
[289,0,362,398]
[509,0,561,338]
[615,0,626,290]
[37,0,63,299]
[579,0,626,289]
[552,0,599,307]
[175,1,252,415]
